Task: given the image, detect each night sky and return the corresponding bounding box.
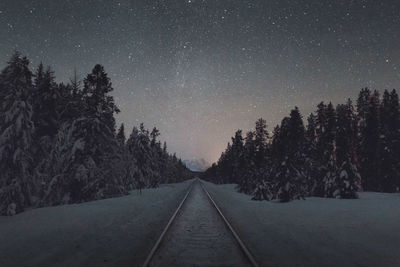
[1,0,399,163]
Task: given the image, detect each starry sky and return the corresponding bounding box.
[1,0,400,163]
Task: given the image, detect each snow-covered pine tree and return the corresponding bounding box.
[314,102,338,197]
[0,52,35,215]
[126,124,160,188]
[322,103,339,197]
[335,100,360,198]
[337,158,360,198]
[272,107,307,202]
[40,65,125,205]
[251,167,274,201]
[304,113,319,195]
[379,90,400,192]
[115,123,135,189]
[358,90,381,191]
[82,64,120,134]
[31,64,63,188]
[40,117,126,205]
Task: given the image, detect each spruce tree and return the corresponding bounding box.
[304,113,318,195]
[314,102,337,197]
[0,52,35,215]
[41,116,126,205]
[32,64,60,139]
[335,101,360,198]
[390,90,400,190]
[323,103,338,197]
[31,64,62,181]
[254,118,269,167]
[82,64,120,133]
[237,130,256,194]
[230,130,245,183]
[380,90,400,192]
[41,65,125,205]
[273,108,306,202]
[359,90,381,191]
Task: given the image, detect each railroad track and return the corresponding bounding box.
[142,178,259,267]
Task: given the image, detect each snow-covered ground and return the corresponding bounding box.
[203,181,400,267]
[0,180,192,267]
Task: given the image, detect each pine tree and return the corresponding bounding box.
[273,107,306,202]
[379,90,400,192]
[0,52,35,215]
[359,90,381,191]
[230,130,245,183]
[237,130,256,194]
[244,130,256,168]
[82,64,120,133]
[322,103,338,197]
[41,117,126,205]
[390,90,400,190]
[40,65,125,205]
[126,124,160,188]
[336,100,357,167]
[335,101,360,198]
[31,64,62,182]
[117,123,126,146]
[313,102,337,197]
[337,158,360,198]
[254,118,269,167]
[57,71,84,123]
[32,64,60,139]
[304,113,318,195]
[271,124,282,159]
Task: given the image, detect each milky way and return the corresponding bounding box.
[1,0,399,162]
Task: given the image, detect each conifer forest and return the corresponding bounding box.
[204,89,400,201]
[0,52,192,216]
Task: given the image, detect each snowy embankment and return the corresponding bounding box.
[203,181,400,267]
[0,180,192,267]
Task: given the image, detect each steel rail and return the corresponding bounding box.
[200,181,260,267]
[141,180,194,267]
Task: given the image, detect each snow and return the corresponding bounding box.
[0,180,192,267]
[203,181,400,267]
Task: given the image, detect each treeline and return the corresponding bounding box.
[0,52,192,215]
[203,88,400,202]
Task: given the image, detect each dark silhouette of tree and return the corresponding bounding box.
[82,64,120,133]
[379,90,400,192]
[359,90,381,191]
[0,52,35,215]
[335,100,360,198]
[204,88,400,201]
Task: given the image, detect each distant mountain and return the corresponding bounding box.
[183,158,210,172]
